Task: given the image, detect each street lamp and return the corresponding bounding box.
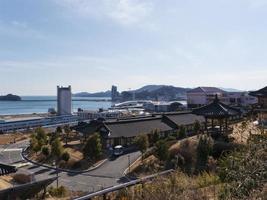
[128,154,131,174]
[53,161,59,188]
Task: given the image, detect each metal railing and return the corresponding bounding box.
[75,169,174,200]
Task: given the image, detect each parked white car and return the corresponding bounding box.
[113,145,124,156]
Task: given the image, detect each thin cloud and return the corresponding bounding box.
[53,0,154,26]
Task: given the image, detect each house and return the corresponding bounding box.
[74,112,206,149]
[187,87,257,108]
[187,87,227,108]
[249,86,267,127]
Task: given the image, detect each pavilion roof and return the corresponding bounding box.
[192,95,241,118]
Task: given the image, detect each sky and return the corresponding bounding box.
[0,0,267,95]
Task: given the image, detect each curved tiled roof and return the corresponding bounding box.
[192,95,241,117]
[249,86,267,97]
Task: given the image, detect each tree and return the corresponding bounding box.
[83,133,102,161]
[61,151,70,162]
[134,134,149,160]
[196,134,213,172]
[63,125,71,145]
[51,138,63,160]
[155,140,169,161]
[152,129,160,144]
[35,127,47,146]
[41,146,50,157]
[56,126,62,135]
[177,125,186,139]
[193,120,201,135]
[30,136,40,154]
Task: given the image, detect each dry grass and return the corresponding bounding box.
[230,121,264,144]
[0,133,30,145]
[0,176,12,190]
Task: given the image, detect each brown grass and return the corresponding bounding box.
[0,176,12,190]
[0,133,30,145]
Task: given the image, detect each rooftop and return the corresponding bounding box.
[187,87,225,94]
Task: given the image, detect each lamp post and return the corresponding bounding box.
[53,161,59,189]
[128,154,131,174]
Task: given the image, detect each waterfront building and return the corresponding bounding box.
[111,85,120,101]
[57,86,72,115]
[187,87,257,108]
[249,86,267,127]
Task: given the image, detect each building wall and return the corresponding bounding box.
[187,92,207,108]
[187,91,257,108]
[57,86,72,116]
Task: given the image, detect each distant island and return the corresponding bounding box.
[0,94,21,101]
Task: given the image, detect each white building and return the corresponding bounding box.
[57,86,72,115]
[187,87,226,108]
[187,87,257,108]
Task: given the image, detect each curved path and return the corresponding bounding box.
[0,140,141,193]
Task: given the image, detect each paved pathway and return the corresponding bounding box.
[0,140,141,193]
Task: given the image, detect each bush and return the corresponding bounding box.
[48,186,67,198]
[177,125,186,139]
[51,138,63,159]
[83,133,102,161]
[155,140,169,161]
[196,134,213,172]
[41,146,50,157]
[61,151,70,162]
[13,173,32,184]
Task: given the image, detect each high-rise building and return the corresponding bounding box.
[111,85,119,101]
[57,86,72,115]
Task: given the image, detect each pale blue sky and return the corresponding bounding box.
[0,0,266,95]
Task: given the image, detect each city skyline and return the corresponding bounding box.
[1,0,267,95]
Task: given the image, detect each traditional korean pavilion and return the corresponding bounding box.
[192,95,241,136]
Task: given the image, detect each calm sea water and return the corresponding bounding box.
[0,96,112,115]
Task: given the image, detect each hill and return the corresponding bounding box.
[121,85,190,101]
[73,91,111,97]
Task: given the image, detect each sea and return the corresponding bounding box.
[0,96,112,115]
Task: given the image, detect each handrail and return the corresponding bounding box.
[75,169,174,200]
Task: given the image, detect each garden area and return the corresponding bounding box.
[117,120,267,200]
[27,126,105,171]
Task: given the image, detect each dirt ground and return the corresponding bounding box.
[0,133,30,145]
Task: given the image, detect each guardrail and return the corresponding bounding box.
[75,169,174,200]
[0,163,17,176]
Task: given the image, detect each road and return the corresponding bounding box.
[0,140,141,193]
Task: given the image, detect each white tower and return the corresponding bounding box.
[57,86,72,116]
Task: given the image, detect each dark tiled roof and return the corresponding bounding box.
[249,86,267,97]
[192,96,241,117]
[187,87,225,94]
[164,113,205,126]
[104,117,172,138]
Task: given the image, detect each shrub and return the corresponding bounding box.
[177,125,186,139]
[41,146,50,157]
[155,140,169,161]
[13,173,32,184]
[51,138,63,159]
[196,134,213,172]
[61,151,70,162]
[48,186,67,197]
[83,133,102,161]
